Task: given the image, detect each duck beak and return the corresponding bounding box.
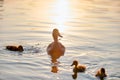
[59,34,63,38]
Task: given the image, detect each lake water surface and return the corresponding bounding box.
[0,0,120,80]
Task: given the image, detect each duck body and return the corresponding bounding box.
[71,60,86,72]
[47,29,65,63]
[95,68,107,80]
[6,45,24,52]
[47,41,65,58]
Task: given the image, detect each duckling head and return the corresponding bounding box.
[71,60,78,67]
[100,68,107,79]
[101,68,105,74]
[18,45,24,52]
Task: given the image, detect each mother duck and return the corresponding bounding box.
[47,28,65,63]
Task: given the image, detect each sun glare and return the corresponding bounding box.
[50,0,70,32]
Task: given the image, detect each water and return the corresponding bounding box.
[0,0,120,80]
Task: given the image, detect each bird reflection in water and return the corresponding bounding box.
[47,28,65,73]
[72,71,77,80]
[51,65,58,73]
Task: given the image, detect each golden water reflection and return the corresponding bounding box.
[50,0,71,32]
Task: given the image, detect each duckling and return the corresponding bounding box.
[95,68,107,80]
[71,60,86,72]
[47,28,65,63]
[6,45,24,52]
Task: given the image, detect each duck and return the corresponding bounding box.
[71,60,86,72]
[47,28,65,63]
[6,45,24,52]
[95,68,107,80]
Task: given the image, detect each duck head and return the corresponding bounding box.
[71,60,78,67]
[52,28,62,42]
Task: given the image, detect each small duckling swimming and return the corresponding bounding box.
[95,68,107,80]
[6,45,24,52]
[71,60,86,72]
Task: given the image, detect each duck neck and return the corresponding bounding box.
[52,33,59,42]
[53,36,58,42]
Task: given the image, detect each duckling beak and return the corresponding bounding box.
[71,63,74,66]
